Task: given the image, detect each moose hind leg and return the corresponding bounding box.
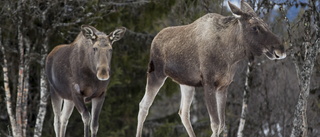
[51,88,63,137]
[136,73,167,137]
[59,99,74,137]
[178,85,196,137]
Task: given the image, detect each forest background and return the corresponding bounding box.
[0,0,319,137]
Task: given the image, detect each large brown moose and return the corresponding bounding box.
[136,1,286,137]
[46,25,126,137]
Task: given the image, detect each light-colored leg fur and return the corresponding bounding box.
[51,90,63,137]
[136,76,167,137]
[90,95,105,137]
[59,100,74,137]
[216,89,227,135]
[178,85,196,137]
[203,84,220,137]
[204,88,228,137]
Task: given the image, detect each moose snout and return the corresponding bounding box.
[96,67,110,81]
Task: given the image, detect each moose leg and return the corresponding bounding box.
[90,93,106,137]
[59,99,74,137]
[73,94,91,137]
[51,88,63,137]
[216,87,228,135]
[178,85,196,137]
[136,73,167,137]
[203,84,220,137]
[204,84,228,137]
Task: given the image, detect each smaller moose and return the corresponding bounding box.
[136,1,286,137]
[46,25,126,137]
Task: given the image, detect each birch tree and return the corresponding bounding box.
[282,0,320,136]
[237,61,254,137]
[1,29,19,137]
[1,0,30,136]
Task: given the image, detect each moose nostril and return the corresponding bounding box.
[274,52,280,58]
[101,69,107,75]
[274,50,286,59]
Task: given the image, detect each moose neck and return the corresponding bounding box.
[217,17,248,65]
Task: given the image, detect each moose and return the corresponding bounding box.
[46,25,126,137]
[136,1,286,137]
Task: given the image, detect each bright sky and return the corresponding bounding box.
[222,0,312,22]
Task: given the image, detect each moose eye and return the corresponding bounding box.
[252,26,260,32]
[93,47,98,52]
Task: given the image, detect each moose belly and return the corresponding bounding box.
[164,63,202,87]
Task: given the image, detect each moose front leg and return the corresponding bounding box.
[50,87,63,137]
[72,93,91,137]
[90,92,106,137]
[203,84,228,137]
[216,87,228,135]
[203,84,219,137]
[60,99,75,137]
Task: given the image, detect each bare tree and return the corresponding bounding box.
[282,0,320,136]
[1,28,19,137]
[237,61,253,137]
[1,0,30,136]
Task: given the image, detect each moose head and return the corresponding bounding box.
[81,25,126,80]
[228,1,286,60]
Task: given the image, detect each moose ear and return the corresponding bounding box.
[81,25,97,40]
[228,1,246,18]
[241,0,256,16]
[109,27,126,44]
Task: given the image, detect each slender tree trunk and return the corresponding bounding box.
[21,37,31,136]
[33,35,49,137]
[15,21,24,137]
[1,29,19,137]
[290,40,319,137]
[237,61,253,137]
[14,0,27,135]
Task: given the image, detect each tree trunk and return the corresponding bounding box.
[33,36,49,137]
[290,40,319,137]
[15,19,25,137]
[237,61,253,137]
[1,29,19,137]
[22,37,31,136]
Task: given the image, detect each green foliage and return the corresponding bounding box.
[154,122,177,137]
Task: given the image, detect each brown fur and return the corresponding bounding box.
[136,1,286,137]
[46,25,125,137]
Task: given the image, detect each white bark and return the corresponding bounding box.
[22,37,31,136]
[237,61,253,137]
[15,19,24,137]
[33,36,49,137]
[1,29,18,137]
[15,0,26,136]
[290,40,319,137]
